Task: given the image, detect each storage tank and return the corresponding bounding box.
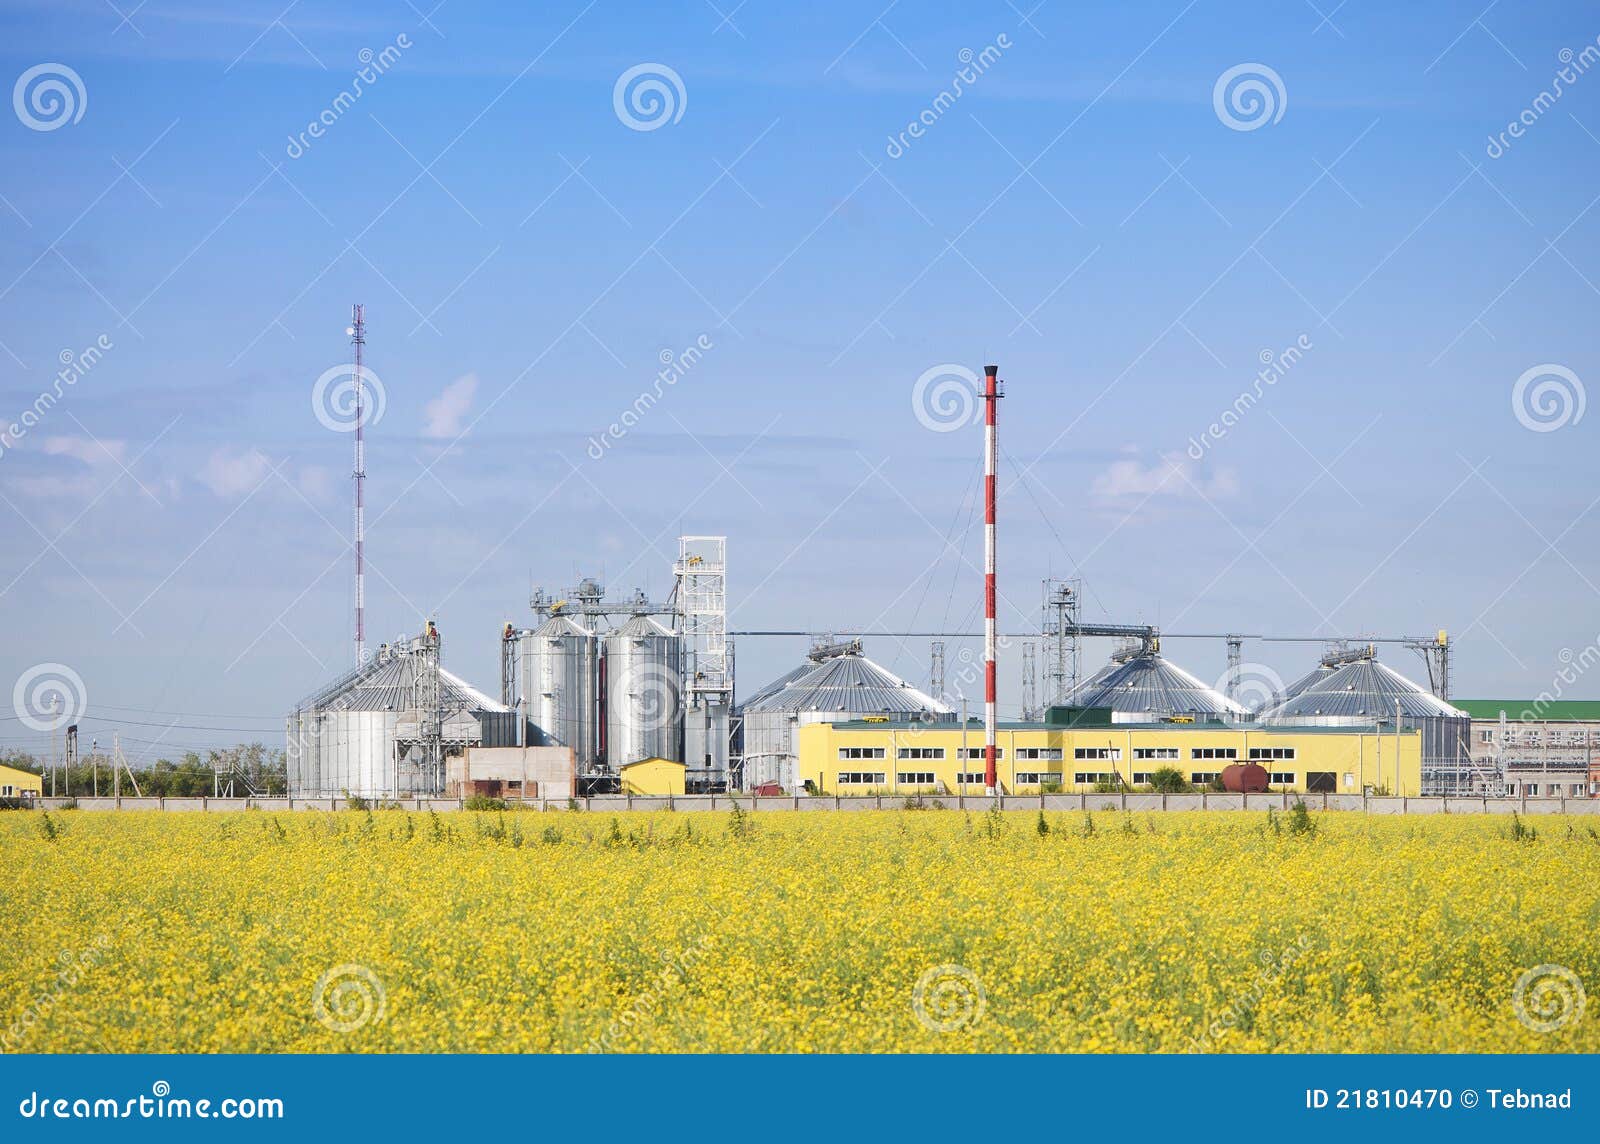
[522,614,599,767]
[604,614,683,767]
[284,639,511,798]
[1064,650,1247,723]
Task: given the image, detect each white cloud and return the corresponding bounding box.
[43,435,126,466]
[1090,450,1239,505]
[423,373,479,439]
[199,447,272,497]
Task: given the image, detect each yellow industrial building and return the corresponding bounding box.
[0,763,43,800]
[619,757,687,796]
[798,710,1422,796]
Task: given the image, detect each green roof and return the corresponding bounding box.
[1454,699,1600,721]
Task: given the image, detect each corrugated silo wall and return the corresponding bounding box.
[477,710,522,749]
[1420,715,1473,795]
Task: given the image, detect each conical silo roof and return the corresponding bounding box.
[1064,652,1246,719]
[1258,657,1465,723]
[742,649,951,717]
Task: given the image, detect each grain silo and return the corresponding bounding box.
[520,613,600,767]
[738,640,953,791]
[603,614,683,767]
[286,625,515,798]
[1256,646,1471,793]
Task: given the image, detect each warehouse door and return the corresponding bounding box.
[1306,771,1336,793]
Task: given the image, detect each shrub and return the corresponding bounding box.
[1288,799,1316,837]
[464,795,508,811]
[1148,767,1191,794]
[343,790,369,812]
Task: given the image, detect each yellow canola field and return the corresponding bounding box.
[1,807,1595,1053]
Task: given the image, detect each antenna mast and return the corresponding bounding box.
[350,304,367,666]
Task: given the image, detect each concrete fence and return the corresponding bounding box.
[22,793,1600,815]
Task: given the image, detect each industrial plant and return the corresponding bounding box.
[280,317,1591,803]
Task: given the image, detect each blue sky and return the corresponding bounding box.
[1,0,1597,756]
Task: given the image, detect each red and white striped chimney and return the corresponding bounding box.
[983,364,1000,796]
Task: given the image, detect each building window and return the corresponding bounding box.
[1190,747,1238,760]
[1,785,11,796]
[1248,747,1295,761]
[959,747,1003,760]
[1269,772,1295,785]
[1016,748,1063,761]
[897,772,936,786]
[1479,729,1493,743]
[836,772,885,786]
[1074,772,1112,785]
[1016,771,1063,785]
[1504,783,1516,796]
[1133,747,1178,760]
[1190,772,1220,785]
[897,747,946,760]
[957,772,989,785]
[1073,747,1121,761]
[1131,772,1151,784]
[1571,784,1585,797]
[837,747,885,760]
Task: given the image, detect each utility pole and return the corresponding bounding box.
[982,364,1002,797]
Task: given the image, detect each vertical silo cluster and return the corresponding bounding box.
[508,610,689,778]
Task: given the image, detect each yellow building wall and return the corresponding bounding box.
[797,723,1422,796]
[619,757,686,796]
[0,763,43,798]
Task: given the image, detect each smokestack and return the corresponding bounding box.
[983,364,1001,796]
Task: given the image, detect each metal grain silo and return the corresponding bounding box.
[604,614,683,767]
[522,614,599,767]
